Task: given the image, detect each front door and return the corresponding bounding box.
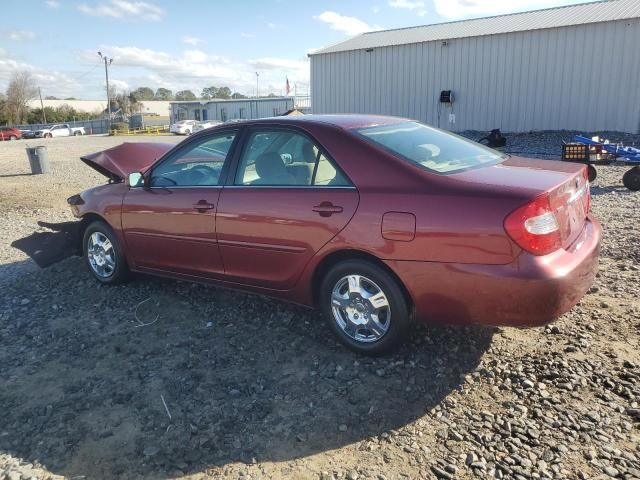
[216,127,359,290]
[122,129,239,277]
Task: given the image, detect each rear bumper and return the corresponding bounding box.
[385,216,601,327]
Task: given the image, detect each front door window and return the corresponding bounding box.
[150,131,237,187]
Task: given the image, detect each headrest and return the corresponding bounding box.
[255,152,286,179]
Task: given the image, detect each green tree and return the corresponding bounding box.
[154,88,173,100]
[231,92,248,99]
[0,92,11,125]
[130,86,155,101]
[217,86,232,99]
[175,90,196,101]
[201,86,218,100]
[44,95,59,100]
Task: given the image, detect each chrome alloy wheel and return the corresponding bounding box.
[87,232,116,278]
[331,275,391,343]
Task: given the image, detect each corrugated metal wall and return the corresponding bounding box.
[311,19,640,133]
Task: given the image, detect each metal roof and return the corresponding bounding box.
[311,0,640,55]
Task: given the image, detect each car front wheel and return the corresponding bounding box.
[83,221,128,284]
[320,260,412,355]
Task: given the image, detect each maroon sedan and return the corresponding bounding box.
[0,127,22,141]
[69,115,600,355]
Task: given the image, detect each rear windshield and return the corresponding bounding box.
[356,121,507,174]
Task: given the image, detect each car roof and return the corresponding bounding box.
[245,114,409,130]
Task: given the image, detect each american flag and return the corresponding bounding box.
[286,77,291,95]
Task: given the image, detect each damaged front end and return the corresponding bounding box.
[12,141,175,269]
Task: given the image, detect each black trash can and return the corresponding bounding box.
[26,145,50,174]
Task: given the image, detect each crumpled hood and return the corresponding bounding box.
[80,142,174,180]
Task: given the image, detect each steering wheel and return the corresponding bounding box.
[188,164,218,185]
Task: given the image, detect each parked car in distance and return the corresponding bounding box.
[20,129,37,139]
[69,115,600,355]
[34,124,86,138]
[170,120,198,135]
[0,127,22,141]
[192,120,223,134]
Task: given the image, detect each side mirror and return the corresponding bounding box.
[128,171,144,187]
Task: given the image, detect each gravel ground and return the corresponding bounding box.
[0,132,639,480]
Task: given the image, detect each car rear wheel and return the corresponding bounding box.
[83,221,128,284]
[9,135,17,141]
[320,260,411,355]
[45,133,52,138]
[623,166,640,191]
[74,131,81,136]
[587,165,597,182]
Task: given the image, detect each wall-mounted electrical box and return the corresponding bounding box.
[440,90,454,103]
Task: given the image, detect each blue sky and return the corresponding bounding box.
[1,0,596,99]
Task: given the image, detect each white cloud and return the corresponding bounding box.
[372,5,380,13]
[433,0,585,19]
[315,11,380,36]
[182,36,203,46]
[267,22,277,29]
[388,0,427,16]
[45,0,61,8]
[78,0,164,21]
[5,30,36,41]
[82,45,310,96]
[240,32,255,38]
[0,51,80,98]
[249,57,309,77]
[108,78,130,91]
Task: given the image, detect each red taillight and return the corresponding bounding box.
[504,194,562,256]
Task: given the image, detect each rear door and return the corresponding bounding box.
[216,127,359,290]
[122,129,239,277]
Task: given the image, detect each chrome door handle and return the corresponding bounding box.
[312,202,343,217]
[193,201,215,212]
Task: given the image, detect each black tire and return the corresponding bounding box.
[9,135,17,141]
[320,259,412,356]
[587,165,597,183]
[623,167,640,191]
[45,133,52,138]
[82,221,128,284]
[74,131,81,136]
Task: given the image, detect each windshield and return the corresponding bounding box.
[356,121,507,174]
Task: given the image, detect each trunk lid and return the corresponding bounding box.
[454,156,590,250]
[80,142,174,181]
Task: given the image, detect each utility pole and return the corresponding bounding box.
[38,87,46,124]
[255,72,260,98]
[98,51,113,131]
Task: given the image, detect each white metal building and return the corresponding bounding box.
[310,0,640,133]
[170,97,295,123]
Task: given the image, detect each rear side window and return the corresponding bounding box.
[356,121,507,174]
[234,129,350,187]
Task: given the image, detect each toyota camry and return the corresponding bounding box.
[68,115,600,355]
